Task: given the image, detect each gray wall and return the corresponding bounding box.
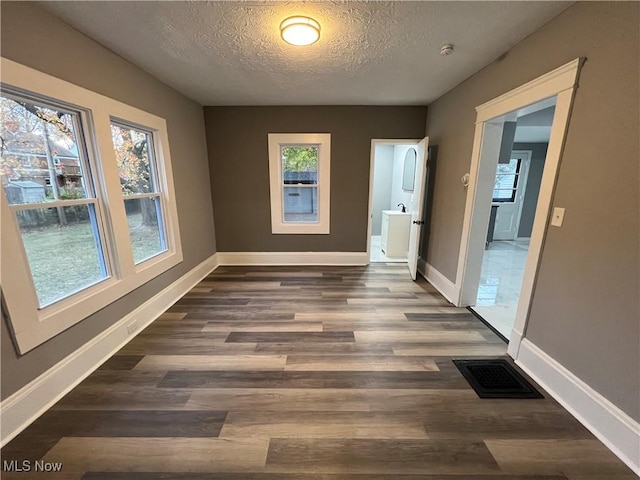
[498,122,517,164]
[205,106,427,252]
[371,145,394,236]
[513,142,548,238]
[423,1,639,420]
[1,2,216,399]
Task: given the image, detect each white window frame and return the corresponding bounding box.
[268,133,330,234]
[0,57,182,354]
[110,118,169,265]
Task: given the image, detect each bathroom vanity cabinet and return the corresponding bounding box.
[380,211,411,258]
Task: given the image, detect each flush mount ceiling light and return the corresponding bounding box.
[280,16,320,46]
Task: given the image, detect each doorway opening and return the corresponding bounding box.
[454,58,583,357]
[471,100,555,339]
[367,138,429,279]
[369,142,416,263]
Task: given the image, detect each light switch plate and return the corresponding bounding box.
[551,207,565,227]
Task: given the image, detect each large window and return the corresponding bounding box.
[1,58,182,353]
[111,122,167,264]
[268,133,330,234]
[1,94,109,307]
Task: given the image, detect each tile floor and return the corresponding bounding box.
[370,235,407,263]
[472,239,530,339]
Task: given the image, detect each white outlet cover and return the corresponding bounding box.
[551,207,565,227]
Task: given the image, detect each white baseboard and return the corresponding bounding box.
[506,327,524,358]
[217,251,369,266]
[416,257,428,279]
[0,253,220,448]
[516,339,640,476]
[420,260,460,305]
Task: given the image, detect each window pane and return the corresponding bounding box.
[1,95,89,205]
[283,186,318,223]
[282,146,318,185]
[110,123,155,195]
[493,189,516,201]
[495,174,517,190]
[125,197,167,264]
[16,204,108,307]
[496,159,519,175]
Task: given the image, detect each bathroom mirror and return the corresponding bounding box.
[402,147,417,191]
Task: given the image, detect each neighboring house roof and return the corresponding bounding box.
[57,157,80,167]
[7,180,44,189]
[2,131,79,159]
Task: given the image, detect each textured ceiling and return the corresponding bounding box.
[41,1,571,106]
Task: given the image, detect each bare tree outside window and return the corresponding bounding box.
[110,122,167,264]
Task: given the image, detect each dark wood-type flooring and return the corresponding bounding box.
[1,265,636,479]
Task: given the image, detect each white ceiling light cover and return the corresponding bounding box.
[280,16,320,46]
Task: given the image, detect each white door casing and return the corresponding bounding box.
[365,139,422,266]
[493,150,532,240]
[407,137,429,280]
[457,120,503,306]
[452,58,583,358]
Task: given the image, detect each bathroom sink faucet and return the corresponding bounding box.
[397,203,406,213]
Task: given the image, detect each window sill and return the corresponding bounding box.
[4,246,183,355]
[271,223,330,235]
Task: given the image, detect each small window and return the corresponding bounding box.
[493,158,522,203]
[268,133,330,234]
[282,145,318,223]
[110,122,167,264]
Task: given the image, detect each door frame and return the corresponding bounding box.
[454,58,583,358]
[367,138,423,265]
[366,139,421,263]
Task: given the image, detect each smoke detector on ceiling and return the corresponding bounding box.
[440,44,455,56]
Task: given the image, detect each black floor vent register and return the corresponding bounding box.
[453,358,543,399]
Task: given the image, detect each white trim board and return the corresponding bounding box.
[267,133,331,235]
[0,253,220,448]
[516,339,640,476]
[216,251,369,266]
[475,58,581,121]
[418,258,460,305]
